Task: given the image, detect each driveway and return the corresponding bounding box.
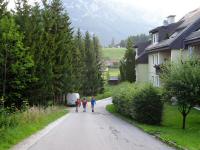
[12,98,175,150]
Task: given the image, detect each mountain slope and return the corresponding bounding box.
[63,0,157,45]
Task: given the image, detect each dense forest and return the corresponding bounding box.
[119,34,149,48]
[0,0,104,109]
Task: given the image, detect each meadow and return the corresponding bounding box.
[102,47,126,61]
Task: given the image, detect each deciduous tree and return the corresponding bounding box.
[161,57,200,129]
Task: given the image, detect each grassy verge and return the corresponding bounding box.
[106,104,200,150]
[0,106,68,150]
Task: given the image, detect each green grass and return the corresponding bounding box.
[85,84,122,101]
[106,104,200,150]
[108,68,120,77]
[102,48,126,61]
[0,106,68,150]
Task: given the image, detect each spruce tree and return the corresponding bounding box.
[125,37,136,82]
[0,16,34,108]
[14,0,74,105]
[72,29,84,93]
[83,31,95,95]
[83,32,104,96]
[93,35,104,93]
[120,37,136,83]
[15,1,52,105]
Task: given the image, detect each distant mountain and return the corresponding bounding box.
[62,0,158,45]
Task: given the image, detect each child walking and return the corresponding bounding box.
[75,98,81,112]
[91,96,96,112]
[82,98,87,112]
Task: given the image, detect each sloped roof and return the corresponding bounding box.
[185,30,200,44]
[146,8,200,52]
[135,41,151,64]
[149,22,181,34]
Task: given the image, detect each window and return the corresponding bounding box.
[155,76,160,87]
[152,54,159,65]
[135,48,138,58]
[152,76,154,84]
[155,54,158,65]
[152,55,154,64]
[188,46,193,56]
[152,33,159,44]
[151,75,160,87]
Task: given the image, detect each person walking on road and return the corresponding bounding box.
[75,99,81,112]
[82,98,87,112]
[91,96,96,112]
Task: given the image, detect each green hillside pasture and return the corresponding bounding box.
[102,48,126,61]
[109,68,120,77]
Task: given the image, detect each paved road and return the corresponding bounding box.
[14,98,175,150]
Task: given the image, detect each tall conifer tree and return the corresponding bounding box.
[120,37,136,83]
[0,16,34,108]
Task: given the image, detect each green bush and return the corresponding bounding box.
[112,82,138,116]
[112,83,163,125]
[132,84,163,125]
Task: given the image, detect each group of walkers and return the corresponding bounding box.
[75,96,96,112]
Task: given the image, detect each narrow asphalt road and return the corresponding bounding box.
[13,98,175,150]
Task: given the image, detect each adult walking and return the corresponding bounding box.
[82,98,87,112]
[91,96,96,112]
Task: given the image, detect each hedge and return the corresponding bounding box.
[112,83,163,125]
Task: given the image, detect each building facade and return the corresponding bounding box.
[143,8,200,86]
[135,41,151,83]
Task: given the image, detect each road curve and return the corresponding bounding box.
[13,98,175,150]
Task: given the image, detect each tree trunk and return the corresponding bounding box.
[182,114,187,129]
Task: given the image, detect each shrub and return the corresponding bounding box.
[132,84,163,125]
[112,82,163,125]
[112,82,137,116]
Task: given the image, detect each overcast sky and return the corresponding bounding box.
[8,0,200,23]
[98,0,200,25]
[7,0,200,44]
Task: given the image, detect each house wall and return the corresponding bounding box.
[171,49,180,62]
[148,51,171,87]
[136,64,148,83]
[159,51,171,63]
[189,45,200,55]
[171,49,190,62]
[148,47,200,87]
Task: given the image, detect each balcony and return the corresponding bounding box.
[154,64,163,74]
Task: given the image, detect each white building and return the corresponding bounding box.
[143,8,200,87]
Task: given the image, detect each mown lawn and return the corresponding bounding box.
[102,48,126,61]
[106,104,200,150]
[108,68,120,77]
[0,107,68,150]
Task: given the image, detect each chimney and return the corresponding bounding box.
[167,15,176,24]
[163,20,168,26]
